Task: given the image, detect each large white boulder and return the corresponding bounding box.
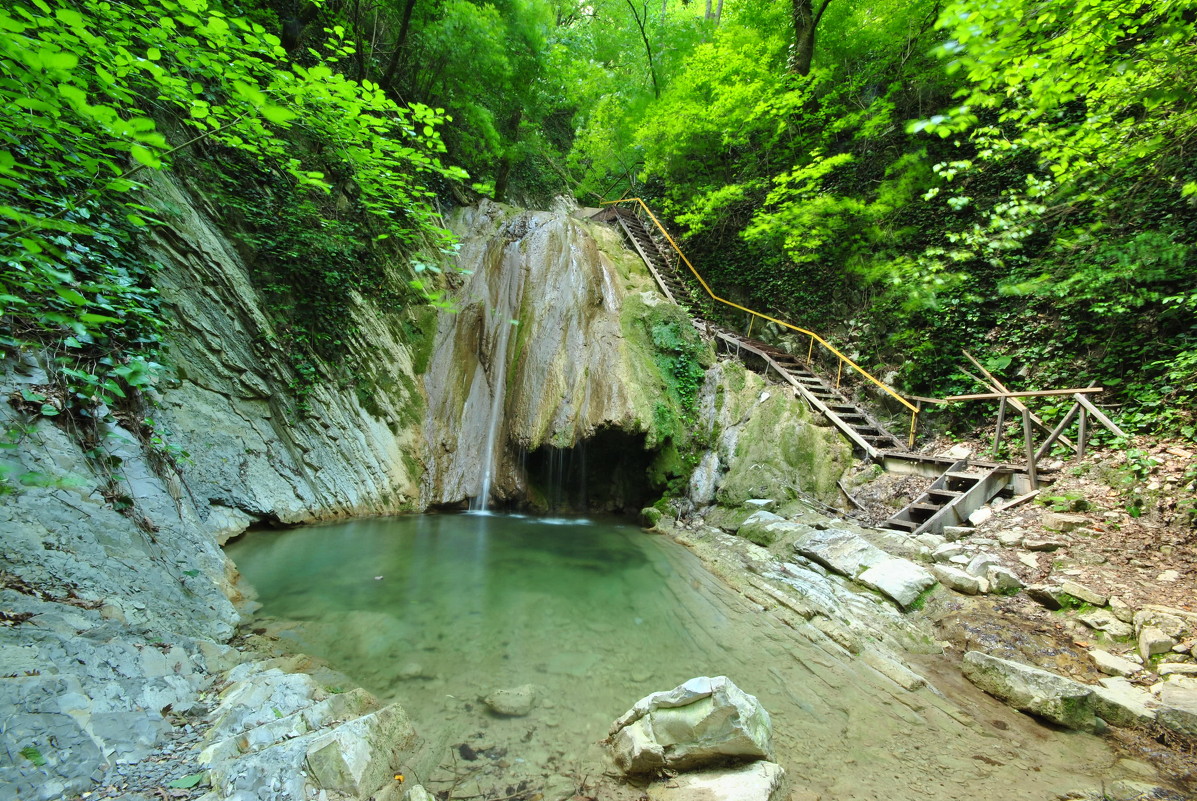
[605,676,772,774]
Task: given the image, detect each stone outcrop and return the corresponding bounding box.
[605,676,772,774]
[689,362,851,509]
[961,651,1098,731]
[793,528,935,609]
[0,172,432,798]
[197,661,419,801]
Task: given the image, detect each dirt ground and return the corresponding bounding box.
[842,436,1197,790]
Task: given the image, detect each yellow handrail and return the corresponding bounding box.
[603,197,920,441]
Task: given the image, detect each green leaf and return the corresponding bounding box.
[19,746,46,767]
[167,774,205,790]
[129,145,160,168]
[259,105,297,126]
[55,7,84,27]
[54,287,88,306]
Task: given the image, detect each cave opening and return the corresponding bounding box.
[520,428,656,516]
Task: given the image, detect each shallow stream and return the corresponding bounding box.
[228,513,1137,800]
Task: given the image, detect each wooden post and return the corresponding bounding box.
[1073,393,1127,438]
[963,351,1077,451]
[807,335,814,364]
[1078,407,1088,458]
[1022,406,1038,489]
[1035,401,1081,462]
[835,360,843,389]
[992,397,1007,459]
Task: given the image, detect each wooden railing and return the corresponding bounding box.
[602,197,920,445]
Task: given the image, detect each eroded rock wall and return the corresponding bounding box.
[688,360,851,513]
[0,172,428,798]
[421,201,671,508]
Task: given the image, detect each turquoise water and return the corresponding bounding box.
[227,513,1131,800]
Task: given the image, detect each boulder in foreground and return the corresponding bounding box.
[605,676,772,774]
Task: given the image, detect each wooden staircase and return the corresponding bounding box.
[882,460,1010,536]
[591,205,907,460]
[589,200,1029,534]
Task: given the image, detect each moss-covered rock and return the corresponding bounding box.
[689,362,851,510]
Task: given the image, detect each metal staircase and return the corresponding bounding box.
[588,198,1029,532]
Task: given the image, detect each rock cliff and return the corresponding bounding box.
[0,187,858,798]
[0,172,428,798]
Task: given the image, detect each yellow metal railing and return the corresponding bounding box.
[603,197,920,447]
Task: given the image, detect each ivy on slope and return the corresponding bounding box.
[0,0,466,492]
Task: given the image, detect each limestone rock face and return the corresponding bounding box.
[962,651,1097,731]
[199,663,417,800]
[691,362,851,509]
[605,676,773,774]
[0,171,431,798]
[143,173,426,524]
[421,202,673,508]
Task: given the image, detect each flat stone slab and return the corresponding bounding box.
[793,529,889,578]
[1079,610,1133,638]
[1042,511,1089,531]
[962,651,1096,731]
[1158,681,1197,736]
[1092,678,1156,727]
[646,761,785,801]
[932,565,983,596]
[1158,663,1197,677]
[1089,649,1140,677]
[857,558,937,610]
[1060,580,1107,606]
[1026,584,1066,610]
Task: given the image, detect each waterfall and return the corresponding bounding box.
[471,317,514,512]
[421,203,660,510]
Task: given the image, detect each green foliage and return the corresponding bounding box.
[564,0,1197,443]
[649,315,707,415]
[2,0,462,419]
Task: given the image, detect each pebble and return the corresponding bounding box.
[88,701,213,799]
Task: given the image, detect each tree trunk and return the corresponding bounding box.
[713,0,723,24]
[380,0,419,92]
[705,0,712,20]
[626,0,660,98]
[789,0,832,75]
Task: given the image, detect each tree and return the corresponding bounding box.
[789,0,832,75]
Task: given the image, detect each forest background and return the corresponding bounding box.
[2,0,1194,471]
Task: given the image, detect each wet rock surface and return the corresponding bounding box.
[0,172,433,799]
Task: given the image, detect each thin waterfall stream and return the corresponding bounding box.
[471,315,513,512]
